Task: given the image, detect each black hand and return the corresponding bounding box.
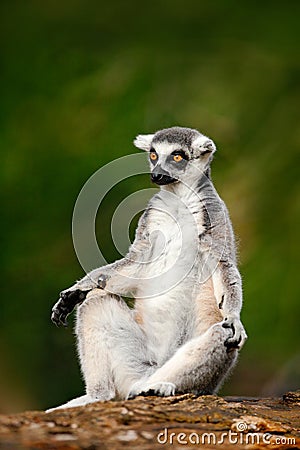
[222,318,242,350]
[224,334,242,350]
[51,289,90,327]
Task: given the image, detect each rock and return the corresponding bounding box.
[0,392,299,449]
[283,390,300,405]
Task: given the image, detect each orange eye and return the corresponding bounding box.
[173,154,183,162]
[150,152,157,161]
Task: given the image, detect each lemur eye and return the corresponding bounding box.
[150,152,157,161]
[173,154,183,162]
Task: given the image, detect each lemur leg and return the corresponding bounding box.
[51,213,152,326]
[79,289,157,403]
[128,322,237,399]
[48,289,157,411]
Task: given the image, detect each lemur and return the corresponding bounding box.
[47,126,247,412]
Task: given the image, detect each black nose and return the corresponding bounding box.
[151,173,177,185]
[151,173,164,183]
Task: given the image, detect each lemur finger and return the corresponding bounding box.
[51,307,66,327]
[51,310,61,327]
[222,320,235,341]
[60,314,69,327]
[139,389,156,397]
[127,392,137,400]
[224,334,242,350]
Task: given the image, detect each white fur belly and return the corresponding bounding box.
[138,205,200,296]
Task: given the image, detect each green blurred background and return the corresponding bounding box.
[0,0,299,413]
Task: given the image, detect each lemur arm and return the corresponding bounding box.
[199,181,247,349]
[51,214,151,326]
[74,210,152,295]
[212,261,247,348]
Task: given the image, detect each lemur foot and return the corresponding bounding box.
[222,316,247,350]
[51,289,90,327]
[127,382,176,399]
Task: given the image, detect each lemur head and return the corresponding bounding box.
[134,126,216,186]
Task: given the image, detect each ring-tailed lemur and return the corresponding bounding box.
[47,126,247,412]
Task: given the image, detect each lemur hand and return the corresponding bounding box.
[51,274,110,327]
[222,316,247,350]
[51,289,90,327]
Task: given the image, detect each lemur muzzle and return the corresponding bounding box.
[151,166,177,185]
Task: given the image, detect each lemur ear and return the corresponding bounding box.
[133,134,155,151]
[192,135,217,157]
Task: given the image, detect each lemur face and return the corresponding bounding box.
[134,127,216,186]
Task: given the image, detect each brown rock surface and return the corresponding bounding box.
[0,391,299,449]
